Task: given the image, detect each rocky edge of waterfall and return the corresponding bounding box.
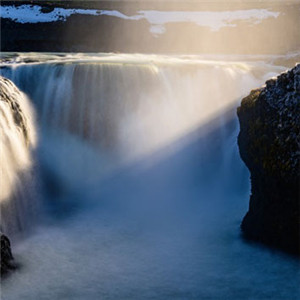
[237,64,300,255]
[0,76,31,145]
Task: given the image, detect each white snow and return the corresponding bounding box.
[138,9,280,33]
[0,5,100,23]
[0,5,280,36]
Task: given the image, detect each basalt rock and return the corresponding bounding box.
[0,233,16,276]
[237,64,300,255]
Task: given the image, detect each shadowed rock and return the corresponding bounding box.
[237,64,300,255]
[0,233,17,276]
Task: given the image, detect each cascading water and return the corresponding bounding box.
[0,77,37,234]
[1,55,281,161]
[0,54,299,299]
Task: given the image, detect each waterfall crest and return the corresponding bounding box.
[0,76,37,234]
[0,56,285,213]
[1,56,284,164]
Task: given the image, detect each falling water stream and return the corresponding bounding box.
[0,77,37,234]
[0,54,299,299]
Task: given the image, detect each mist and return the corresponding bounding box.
[1,1,300,299]
[2,53,299,299]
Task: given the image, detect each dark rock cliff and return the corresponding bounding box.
[237,64,300,255]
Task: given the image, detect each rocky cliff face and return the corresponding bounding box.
[237,64,300,255]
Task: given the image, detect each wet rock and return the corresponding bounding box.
[0,233,16,276]
[237,64,300,255]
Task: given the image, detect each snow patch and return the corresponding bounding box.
[139,9,280,33]
[0,5,280,36]
[0,5,100,23]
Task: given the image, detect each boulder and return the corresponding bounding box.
[0,233,16,276]
[237,64,300,255]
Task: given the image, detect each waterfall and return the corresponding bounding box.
[0,76,37,234]
[1,55,284,212]
[2,54,298,300]
[1,56,282,164]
